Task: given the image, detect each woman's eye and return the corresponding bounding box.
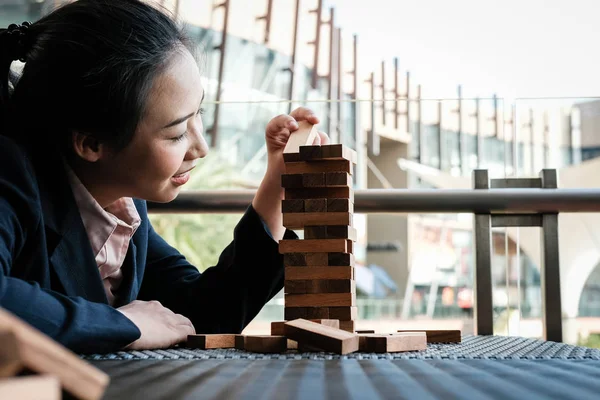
[171,131,187,142]
[197,107,205,116]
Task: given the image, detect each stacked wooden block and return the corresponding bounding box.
[279,122,358,333]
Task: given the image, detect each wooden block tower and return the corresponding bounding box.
[279,121,358,333]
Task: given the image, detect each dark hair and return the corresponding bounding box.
[0,0,193,153]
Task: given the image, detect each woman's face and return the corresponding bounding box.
[102,48,208,204]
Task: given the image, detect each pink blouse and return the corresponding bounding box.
[66,166,141,306]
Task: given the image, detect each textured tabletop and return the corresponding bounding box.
[86,336,600,400]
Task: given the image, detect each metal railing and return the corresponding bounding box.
[148,169,600,343]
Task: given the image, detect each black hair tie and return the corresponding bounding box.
[2,22,32,62]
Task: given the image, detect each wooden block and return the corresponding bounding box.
[328,253,354,266]
[285,280,355,294]
[328,306,358,320]
[304,225,357,241]
[284,319,359,355]
[186,334,237,349]
[285,293,355,307]
[283,152,301,162]
[285,266,354,280]
[305,253,329,265]
[356,330,376,334]
[271,319,339,335]
[304,198,327,212]
[283,120,318,157]
[299,144,322,160]
[235,335,245,350]
[284,253,307,266]
[244,336,287,353]
[326,172,352,187]
[359,333,427,353]
[302,173,326,187]
[339,320,355,333]
[327,198,353,213]
[0,376,61,400]
[0,309,109,400]
[321,144,358,163]
[397,330,461,343]
[279,239,348,254]
[281,174,304,188]
[285,160,353,175]
[347,240,354,254]
[285,187,353,201]
[283,212,352,229]
[287,339,298,350]
[282,199,304,213]
[284,307,330,320]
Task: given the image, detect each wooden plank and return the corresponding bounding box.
[285,307,331,320]
[279,239,348,254]
[0,376,61,400]
[285,280,355,294]
[271,319,340,336]
[285,160,353,175]
[326,199,353,213]
[186,334,237,349]
[339,320,355,333]
[328,253,354,266]
[285,293,355,308]
[304,226,358,241]
[0,309,109,400]
[285,187,353,201]
[243,336,287,353]
[326,172,352,187]
[282,199,304,213]
[299,144,322,160]
[283,120,318,157]
[397,330,461,343]
[305,253,329,265]
[284,253,307,266]
[302,173,326,187]
[328,306,358,320]
[283,152,301,162]
[283,212,352,229]
[300,144,357,163]
[285,266,354,280]
[304,199,327,212]
[284,319,359,355]
[281,174,304,188]
[359,333,427,353]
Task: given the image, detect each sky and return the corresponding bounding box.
[324,0,600,101]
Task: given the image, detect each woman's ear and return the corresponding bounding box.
[71,131,107,162]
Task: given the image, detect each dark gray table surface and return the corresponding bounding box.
[86,335,600,400]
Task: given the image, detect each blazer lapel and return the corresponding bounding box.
[35,153,108,304]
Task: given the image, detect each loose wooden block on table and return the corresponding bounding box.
[284,319,359,355]
[271,319,340,336]
[285,160,353,175]
[186,334,237,349]
[243,336,287,353]
[283,212,352,229]
[0,376,60,400]
[285,187,353,201]
[0,308,109,400]
[304,226,358,241]
[285,266,354,281]
[397,329,461,343]
[359,332,427,353]
[235,335,245,350]
[339,320,355,333]
[285,293,355,308]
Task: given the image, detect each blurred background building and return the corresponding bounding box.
[4,0,600,344]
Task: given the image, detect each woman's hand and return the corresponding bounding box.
[264,107,329,173]
[252,107,329,242]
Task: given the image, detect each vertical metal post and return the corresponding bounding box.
[336,27,343,144]
[416,85,422,164]
[529,108,535,173]
[308,0,323,89]
[286,0,301,114]
[380,60,386,126]
[255,0,274,44]
[326,7,335,138]
[405,71,411,133]
[543,111,549,167]
[366,72,379,156]
[473,169,494,335]
[540,169,563,342]
[475,98,482,168]
[392,58,399,129]
[438,100,444,170]
[490,94,498,138]
[209,0,230,148]
[451,85,463,174]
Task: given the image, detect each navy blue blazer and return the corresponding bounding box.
[0,135,297,354]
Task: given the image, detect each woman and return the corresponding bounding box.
[0,0,327,354]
